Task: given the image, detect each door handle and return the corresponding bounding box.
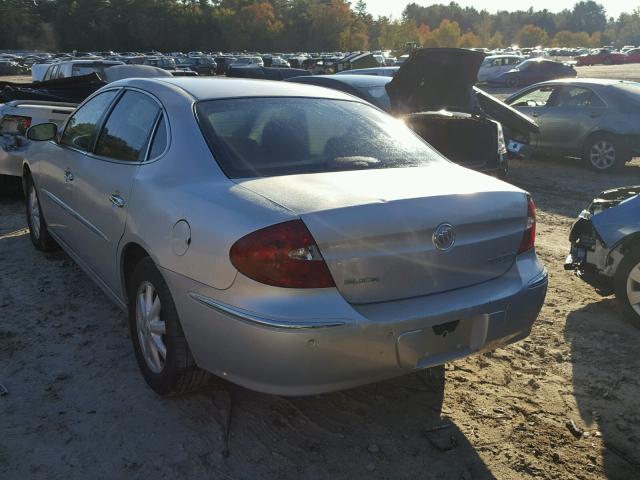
[109,193,126,208]
[531,112,540,117]
[64,169,74,182]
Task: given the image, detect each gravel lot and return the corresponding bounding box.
[2,64,640,480]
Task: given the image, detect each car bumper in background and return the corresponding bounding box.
[161,251,547,396]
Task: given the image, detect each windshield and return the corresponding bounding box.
[196,97,444,178]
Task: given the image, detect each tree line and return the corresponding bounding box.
[1,0,640,53]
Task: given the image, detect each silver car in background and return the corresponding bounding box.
[506,79,640,172]
[23,78,547,396]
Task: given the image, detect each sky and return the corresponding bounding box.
[364,0,637,20]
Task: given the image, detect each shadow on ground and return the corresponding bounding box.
[197,367,495,479]
[565,299,640,480]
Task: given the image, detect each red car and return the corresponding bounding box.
[576,49,626,66]
[625,48,640,64]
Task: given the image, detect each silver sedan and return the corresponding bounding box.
[506,79,640,172]
[23,78,547,395]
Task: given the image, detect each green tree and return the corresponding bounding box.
[517,24,549,47]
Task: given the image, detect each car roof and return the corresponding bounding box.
[290,74,392,87]
[484,55,523,59]
[533,78,631,87]
[114,77,360,101]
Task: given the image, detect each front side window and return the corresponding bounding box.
[509,87,557,108]
[95,91,160,162]
[61,90,118,151]
[196,97,444,179]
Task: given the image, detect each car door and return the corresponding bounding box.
[36,89,119,243]
[63,89,165,293]
[534,85,608,154]
[507,85,561,152]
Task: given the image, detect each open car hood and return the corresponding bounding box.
[386,48,539,136]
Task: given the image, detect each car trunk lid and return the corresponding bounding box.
[237,165,528,304]
[385,48,539,137]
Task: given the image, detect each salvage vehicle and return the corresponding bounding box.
[506,79,640,172]
[0,100,75,190]
[624,48,640,64]
[488,58,576,88]
[565,186,640,327]
[0,59,28,76]
[477,55,524,83]
[23,77,547,395]
[176,56,217,75]
[285,74,391,110]
[290,49,539,178]
[575,49,626,66]
[336,66,399,77]
[40,60,124,82]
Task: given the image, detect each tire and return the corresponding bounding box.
[583,134,628,172]
[25,175,58,251]
[614,248,640,329]
[506,77,519,88]
[127,257,210,395]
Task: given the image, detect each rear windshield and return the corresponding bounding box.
[196,97,444,178]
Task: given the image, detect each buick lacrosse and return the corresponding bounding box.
[23,78,547,395]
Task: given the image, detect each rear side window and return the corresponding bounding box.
[95,91,160,162]
[556,87,603,108]
[148,115,167,158]
[61,90,118,151]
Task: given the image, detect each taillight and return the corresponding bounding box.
[518,196,536,253]
[229,220,335,288]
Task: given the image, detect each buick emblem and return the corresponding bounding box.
[432,223,455,251]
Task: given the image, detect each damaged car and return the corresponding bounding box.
[565,186,640,326]
[288,48,539,178]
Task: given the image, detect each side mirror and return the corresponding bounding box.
[26,122,58,141]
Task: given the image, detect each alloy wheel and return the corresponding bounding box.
[626,261,640,317]
[29,185,41,240]
[589,140,616,170]
[135,281,167,373]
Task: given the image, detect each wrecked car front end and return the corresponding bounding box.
[565,186,640,301]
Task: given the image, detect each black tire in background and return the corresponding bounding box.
[127,257,210,395]
[614,248,640,329]
[25,175,58,251]
[506,77,519,88]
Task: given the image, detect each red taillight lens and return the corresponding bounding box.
[229,220,335,288]
[518,197,536,254]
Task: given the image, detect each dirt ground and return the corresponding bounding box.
[2,158,640,480]
[2,64,640,480]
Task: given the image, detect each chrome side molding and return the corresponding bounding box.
[188,292,347,329]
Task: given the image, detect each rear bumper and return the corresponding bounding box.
[162,251,547,396]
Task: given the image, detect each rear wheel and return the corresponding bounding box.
[614,249,640,328]
[128,257,210,395]
[25,175,57,251]
[583,134,628,172]
[506,77,519,88]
